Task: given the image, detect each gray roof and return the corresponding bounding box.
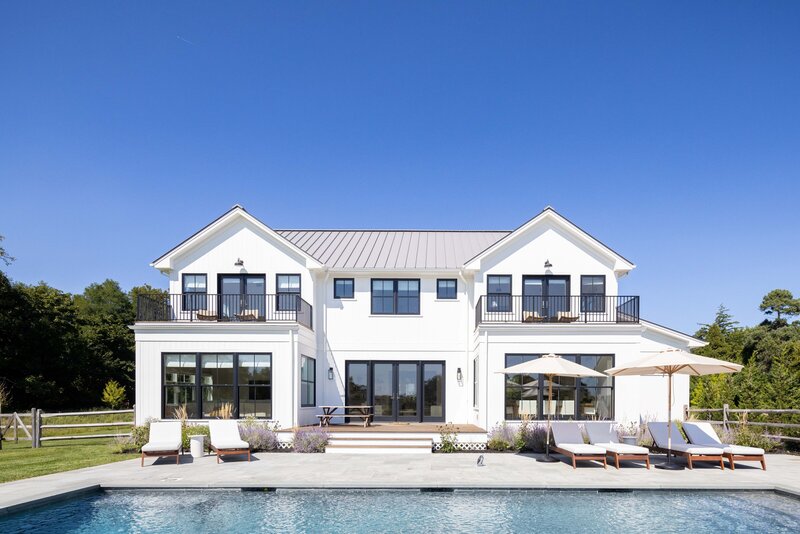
[276,230,510,270]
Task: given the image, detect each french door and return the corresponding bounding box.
[218,274,266,320]
[345,361,445,422]
[522,276,570,320]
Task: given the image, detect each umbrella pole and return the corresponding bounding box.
[656,371,683,470]
[537,373,558,463]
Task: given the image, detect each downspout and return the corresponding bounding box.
[291,328,296,427]
[458,269,470,424]
[321,269,331,404]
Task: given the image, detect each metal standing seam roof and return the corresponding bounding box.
[275,230,510,270]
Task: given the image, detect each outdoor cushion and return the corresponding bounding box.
[551,422,587,446]
[555,442,607,455]
[209,420,250,451]
[142,441,182,453]
[682,422,765,455]
[584,422,621,445]
[648,422,689,447]
[595,442,650,455]
[668,442,724,455]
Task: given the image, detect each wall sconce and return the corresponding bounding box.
[544,259,552,269]
[456,367,463,382]
[328,367,334,380]
[234,258,244,267]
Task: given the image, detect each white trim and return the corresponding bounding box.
[463,207,636,274]
[640,320,707,348]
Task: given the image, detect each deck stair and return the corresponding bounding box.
[326,436,433,454]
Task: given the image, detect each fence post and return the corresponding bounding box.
[722,403,729,432]
[30,408,38,448]
[13,413,18,443]
[683,404,688,420]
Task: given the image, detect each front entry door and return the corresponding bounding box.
[345,361,444,422]
[523,276,570,320]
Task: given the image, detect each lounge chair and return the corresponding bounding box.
[550,422,607,469]
[584,422,650,469]
[648,422,725,470]
[683,422,766,471]
[208,420,251,463]
[522,310,544,323]
[557,311,579,323]
[141,421,182,467]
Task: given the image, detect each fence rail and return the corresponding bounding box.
[475,295,640,326]
[1,408,135,448]
[685,404,800,443]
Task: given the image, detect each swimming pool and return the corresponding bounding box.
[1,489,798,533]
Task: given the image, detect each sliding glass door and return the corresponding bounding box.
[218,274,265,320]
[522,275,570,320]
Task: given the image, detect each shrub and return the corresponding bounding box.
[181,423,210,451]
[487,422,516,451]
[515,421,549,452]
[437,423,459,453]
[114,417,153,454]
[720,424,780,452]
[239,418,281,452]
[101,380,126,410]
[292,427,329,453]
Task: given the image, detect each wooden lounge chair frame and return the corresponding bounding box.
[210,443,251,463]
[196,311,217,321]
[649,444,725,470]
[724,451,766,471]
[606,450,650,470]
[551,445,608,469]
[141,447,181,467]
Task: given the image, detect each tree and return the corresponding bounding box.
[101,379,126,409]
[759,289,800,321]
[697,304,739,339]
[0,381,10,450]
[0,235,13,267]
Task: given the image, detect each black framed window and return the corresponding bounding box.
[277,274,301,311]
[301,356,316,407]
[437,279,457,299]
[162,353,272,419]
[473,356,479,408]
[504,354,614,421]
[580,275,606,313]
[487,275,512,313]
[371,279,420,315]
[182,274,207,311]
[334,278,354,299]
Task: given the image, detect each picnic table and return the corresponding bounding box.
[317,405,373,427]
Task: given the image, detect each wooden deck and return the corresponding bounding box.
[279,423,486,434]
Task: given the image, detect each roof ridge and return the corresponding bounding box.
[274,229,511,233]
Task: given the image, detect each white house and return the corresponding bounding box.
[132,205,704,431]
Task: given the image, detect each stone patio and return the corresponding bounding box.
[1,452,799,515]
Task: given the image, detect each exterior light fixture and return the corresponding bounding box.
[328,367,334,380]
[234,258,244,266]
[544,259,552,269]
[456,367,463,382]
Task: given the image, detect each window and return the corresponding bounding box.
[334,278,354,299]
[301,356,316,407]
[473,356,479,408]
[487,275,512,313]
[182,274,207,311]
[276,274,301,311]
[371,279,420,315]
[162,353,272,419]
[581,275,606,313]
[504,354,614,421]
[437,279,457,299]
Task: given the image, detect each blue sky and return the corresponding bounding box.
[1,1,798,334]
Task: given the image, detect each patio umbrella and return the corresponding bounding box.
[605,349,743,470]
[499,353,606,462]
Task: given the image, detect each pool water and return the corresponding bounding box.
[1,489,798,533]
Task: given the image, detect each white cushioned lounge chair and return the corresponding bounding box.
[584,422,650,469]
[209,420,251,463]
[648,422,725,470]
[550,422,607,469]
[141,421,182,467]
[683,422,766,470]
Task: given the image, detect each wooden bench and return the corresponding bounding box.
[317,406,373,428]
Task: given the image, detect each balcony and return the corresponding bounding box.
[475,295,639,326]
[136,293,313,330]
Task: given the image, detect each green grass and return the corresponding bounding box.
[0,438,138,483]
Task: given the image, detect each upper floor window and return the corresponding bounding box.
[580,275,606,313]
[334,278,354,299]
[182,274,207,311]
[436,279,457,299]
[371,279,420,315]
[277,274,301,311]
[487,275,512,313]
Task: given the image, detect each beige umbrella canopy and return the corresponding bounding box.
[606,348,743,469]
[500,353,606,462]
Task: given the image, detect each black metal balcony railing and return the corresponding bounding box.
[136,293,313,330]
[475,295,639,326]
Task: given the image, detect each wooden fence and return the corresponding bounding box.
[684,404,800,443]
[0,408,134,448]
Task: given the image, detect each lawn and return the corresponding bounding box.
[0,438,138,483]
